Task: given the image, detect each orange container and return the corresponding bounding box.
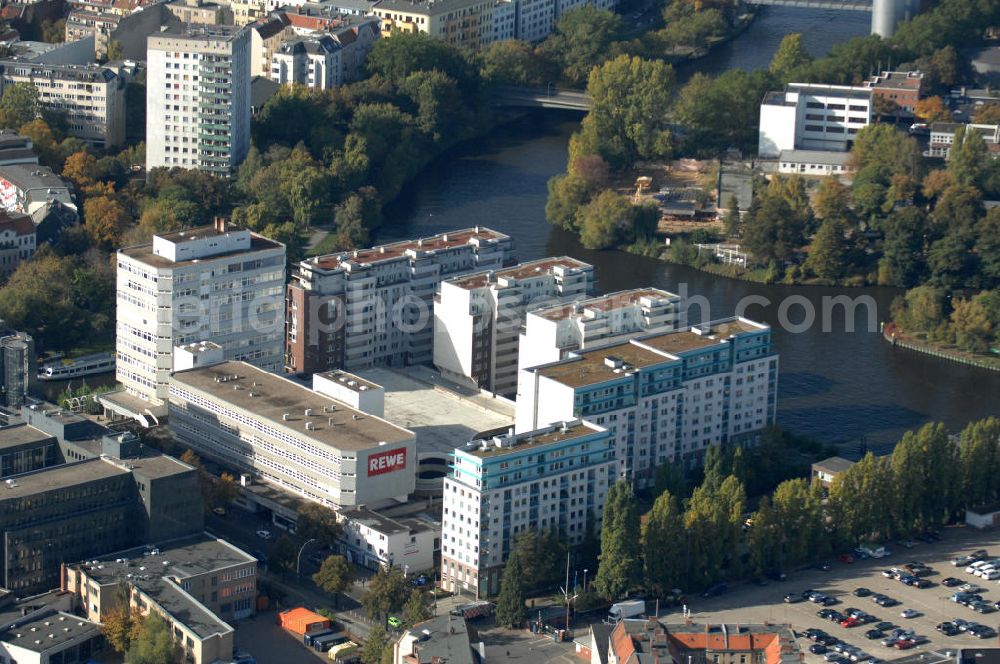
[279,607,331,635]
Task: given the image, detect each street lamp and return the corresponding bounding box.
[583,569,588,593]
[295,538,318,580]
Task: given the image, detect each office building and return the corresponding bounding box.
[758,83,873,157]
[115,218,285,403]
[285,227,514,375]
[249,15,289,76]
[776,149,852,176]
[0,591,107,664]
[432,257,594,396]
[517,287,681,373]
[0,132,39,166]
[0,58,126,147]
[0,210,34,277]
[64,534,257,664]
[372,0,523,50]
[0,331,36,409]
[440,420,614,597]
[392,614,483,664]
[146,24,251,174]
[165,0,233,25]
[338,507,438,571]
[168,359,417,508]
[0,434,202,595]
[0,422,59,477]
[926,122,1000,159]
[864,70,923,117]
[516,318,778,482]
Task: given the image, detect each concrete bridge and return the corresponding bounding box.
[745,0,870,11]
[491,86,592,112]
[744,0,919,36]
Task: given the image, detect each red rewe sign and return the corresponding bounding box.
[367,447,407,476]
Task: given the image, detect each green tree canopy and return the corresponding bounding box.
[125,613,182,664]
[595,480,641,600]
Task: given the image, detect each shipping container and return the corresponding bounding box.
[279,608,331,636]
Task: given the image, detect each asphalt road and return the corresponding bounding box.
[656,526,1000,662]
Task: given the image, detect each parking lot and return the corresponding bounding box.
[659,527,1000,664]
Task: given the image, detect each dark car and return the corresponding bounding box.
[811,645,830,655]
[816,562,833,571]
[819,609,837,619]
[913,579,932,589]
[854,588,872,597]
[974,602,996,614]
[703,583,728,598]
[874,622,894,631]
[822,596,840,606]
[942,577,963,587]
[784,593,803,603]
[937,622,960,636]
[866,630,886,640]
[828,612,846,623]
[974,627,998,639]
[876,597,899,607]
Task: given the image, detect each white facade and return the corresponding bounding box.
[516,0,556,42]
[433,257,593,396]
[441,420,613,597]
[926,122,1000,159]
[491,0,516,42]
[271,35,342,88]
[286,227,515,374]
[516,318,778,484]
[758,83,873,158]
[518,287,681,374]
[116,220,285,403]
[338,508,437,572]
[313,370,385,417]
[146,25,251,174]
[168,360,417,508]
[777,149,852,176]
[0,211,34,277]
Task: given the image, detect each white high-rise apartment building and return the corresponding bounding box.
[285,227,515,374]
[432,257,593,396]
[516,317,778,484]
[146,25,251,174]
[116,218,286,403]
[758,83,873,157]
[440,420,613,597]
[517,287,681,373]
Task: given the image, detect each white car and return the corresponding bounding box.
[985,570,1000,581]
[256,529,272,540]
[900,609,920,619]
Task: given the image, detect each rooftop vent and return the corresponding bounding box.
[305,408,314,416]
[305,421,315,431]
[603,356,624,369]
[282,413,291,421]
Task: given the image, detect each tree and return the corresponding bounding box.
[973,103,1000,124]
[365,31,472,87]
[805,219,846,281]
[125,613,182,664]
[769,33,812,81]
[211,472,239,506]
[334,190,378,249]
[683,482,729,589]
[540,7,625,86]
[813,177,852,223]
[102,584,135,654]
[399,70,465,141]
[0,82,40,128]
[361,624,390,664]
[478,40,554,86]
[269,535,298,572]
[770,479,826,566]
[922,169,955,200]
[545,174,589,230]
[361,567,409,623]
[83,195,129,249]
[401,588,431,627]
[950,298,993,353]
[914,96,953,123]
[107,39,124,61]
[595,481,641,600]
[576,190,637,250]
[313,555,353,607]
[891,285,946,334]
[878,207,927,287]
[959,418,1000,508]
[40,19,65,44]
[62,150,100,190]
[743,189,806,264]
[724,194,741,237]
[575,55,674,168]
[747,496,781,575]
[641,490,685,596]
[296,503,343,550]
[976,209,1000,287]
[948,126,988,187]
[495,547,526,628]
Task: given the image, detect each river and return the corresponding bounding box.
[380,7,1000,454]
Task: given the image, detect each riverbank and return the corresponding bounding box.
[882,322,1000,372]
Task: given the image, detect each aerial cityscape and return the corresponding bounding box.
[0,0,997,660]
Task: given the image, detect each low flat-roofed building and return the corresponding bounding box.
[0,163,76,220]
[339,506,438,572]
[811,456,855,487]
[864,70,923,116]
[63,533,257,664]
[392,613,483,664]
[433,257,594,396]
[0,591,107,664]
[0,131,39,166]
[777,149,852,176]
[169,360,417,509]
[601,621,801,664]
[0,422,59,476]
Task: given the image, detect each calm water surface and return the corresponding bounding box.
[381,8,1000,451]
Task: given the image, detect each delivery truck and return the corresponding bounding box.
[606,599,646,623]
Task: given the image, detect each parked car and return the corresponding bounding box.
[805,628,826,639]
[875,596,899,607]
[900,609,920,619]
[784,593,803,603]
[942,577,963,587]
[874,622,894,631]
[838,554,855,564]
[865,630,885,640]
[704,583,728,597]
[973,602,996,614]
[953,619,972,631]
[822,597,840,606]
[881,570,896,579]
[937,622,960,635]
[811,645,829,655]
[841,617,861,628]
[255,529,272,540]
[960,584,985,593]
[972,627,997,639]
[913,579,932,589]
[854,588,872,597]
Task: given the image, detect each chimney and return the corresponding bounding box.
[214,216,228,233]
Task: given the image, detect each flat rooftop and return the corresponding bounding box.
[307,227,508,271]
[355,366,512,457]
[0,458,128,498]
[445,256,591,290]
[0,164,68,193]
[156,223,246,244]
[533,287,679,322]
[402,614,477,664]
[865,71,922,90]
[0,612,101,653]
[464,421,603,459]
[315,370,381,394]
[120,233,282,269]
[0,424,55,449]
[341,506,437,536]
[171,361,414,452]
[535,319,767,388]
